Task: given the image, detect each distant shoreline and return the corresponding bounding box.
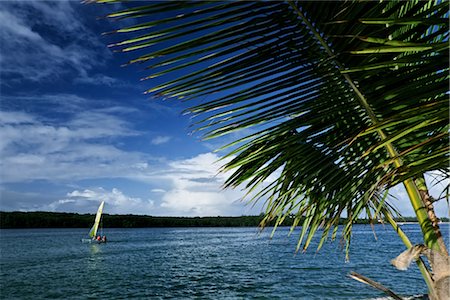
[2,211,447,229]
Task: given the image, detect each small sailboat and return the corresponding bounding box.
[81,201,106,243]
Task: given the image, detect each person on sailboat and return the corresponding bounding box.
[102,236,107,243]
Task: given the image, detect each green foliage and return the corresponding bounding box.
[2,211,439,229]
[0,212,93,228]
[0,211,273,228]
[96,1,449,255]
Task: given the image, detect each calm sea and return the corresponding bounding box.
[1,224,448,299]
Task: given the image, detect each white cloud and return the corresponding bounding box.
[0,110,36,125]
[50,187,154,215]
[0,108,147,183]
[151,135,172,145]
[168,152,221,175]
[2,94,140,116]
[161,190,229,216]
[154,153,261,216]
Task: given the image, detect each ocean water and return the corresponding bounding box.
[0,224,447,299]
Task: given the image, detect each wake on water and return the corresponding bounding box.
[368,295,428,300]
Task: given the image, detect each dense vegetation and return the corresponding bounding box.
[0,211,267,228]
[1,211,443,229]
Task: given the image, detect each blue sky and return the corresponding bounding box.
[0,1,448,218]
[0,0,262,216]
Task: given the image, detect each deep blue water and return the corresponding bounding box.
[0,224,448,299]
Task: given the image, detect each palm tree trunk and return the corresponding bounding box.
[383,209,437,298]
[403,179,442,251]
[401,179,449,300]
[414,175,448,256]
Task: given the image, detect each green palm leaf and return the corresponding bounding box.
[97,1,449,257]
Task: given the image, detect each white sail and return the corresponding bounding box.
[88,201,105,238]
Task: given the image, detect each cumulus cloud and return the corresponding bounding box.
[49,187,154,215]
[153,153,261,216]
[161,190,229,216]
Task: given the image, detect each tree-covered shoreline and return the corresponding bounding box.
[1,211,445,229]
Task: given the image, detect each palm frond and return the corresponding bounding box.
[99,1,449,254]
[349,272,404,300]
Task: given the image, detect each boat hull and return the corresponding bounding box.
[81,238,106,244]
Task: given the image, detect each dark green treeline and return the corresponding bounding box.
[0,211,434,229]
[0,211,271,228]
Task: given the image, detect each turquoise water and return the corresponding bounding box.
[0,224,447,299]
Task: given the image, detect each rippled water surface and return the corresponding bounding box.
[1,225,448,299]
